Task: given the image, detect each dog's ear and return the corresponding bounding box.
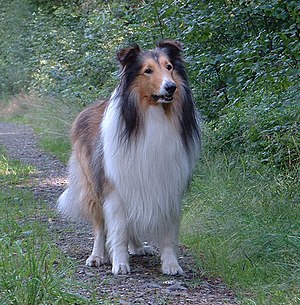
[117,44,141,66]
[156,40,183,57]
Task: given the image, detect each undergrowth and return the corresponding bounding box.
[182,150,300,304]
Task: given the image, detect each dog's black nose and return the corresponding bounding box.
[165,82,177,95]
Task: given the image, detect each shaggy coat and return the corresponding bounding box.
[57,40,201,275]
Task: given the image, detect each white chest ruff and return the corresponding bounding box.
[101,103,191,236]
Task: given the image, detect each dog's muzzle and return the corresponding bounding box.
[152,94,174,102]
[152,82,177,103]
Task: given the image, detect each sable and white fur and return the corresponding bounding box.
[57,40,201,275]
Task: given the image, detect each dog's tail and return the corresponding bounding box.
[57,152,99,221]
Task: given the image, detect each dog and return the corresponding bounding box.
[57,40,201,275]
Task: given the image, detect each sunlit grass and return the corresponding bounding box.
[0,149,89,304]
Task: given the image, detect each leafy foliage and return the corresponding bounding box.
[0,1,33,94]
[212,85,300,168]
[1,0,299,167]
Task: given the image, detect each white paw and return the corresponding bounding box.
[161,262,183,275]
[86,255,108,267]
[112,263,130,275]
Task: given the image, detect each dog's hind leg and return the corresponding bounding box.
[85,191,108,267]
[86,222,108,267]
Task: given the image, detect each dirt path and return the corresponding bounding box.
[0,121,238,304]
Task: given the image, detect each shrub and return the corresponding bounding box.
[212,85,300,168]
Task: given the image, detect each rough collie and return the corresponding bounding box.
[57,40,201,275]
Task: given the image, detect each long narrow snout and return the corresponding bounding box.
[152,78,177,103]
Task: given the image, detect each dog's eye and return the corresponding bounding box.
[166,64,173,70]
[144,68,153,74]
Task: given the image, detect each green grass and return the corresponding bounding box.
[182,152,300,304]
[0,148,90,304]
[39,137,71,164]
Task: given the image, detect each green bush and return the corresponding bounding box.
[0,1,33,95]
[212,86,300,168]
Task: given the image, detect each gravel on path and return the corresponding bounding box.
[0,121,238,305]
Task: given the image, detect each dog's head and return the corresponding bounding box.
[117,40,186,106]
[115,40,199,147]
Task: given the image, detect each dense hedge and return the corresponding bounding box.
[1,0,299,167]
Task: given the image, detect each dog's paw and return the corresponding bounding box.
[130,243,158,256]
[86,255,108,267]
[161,262,183,275]
[139,245,158,256]
[112,263,130,275]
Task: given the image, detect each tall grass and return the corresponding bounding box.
[182,149,300,304]
[0,149,88,304]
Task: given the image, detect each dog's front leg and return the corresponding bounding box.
[103,192,130,275]
[160,222,183,275]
